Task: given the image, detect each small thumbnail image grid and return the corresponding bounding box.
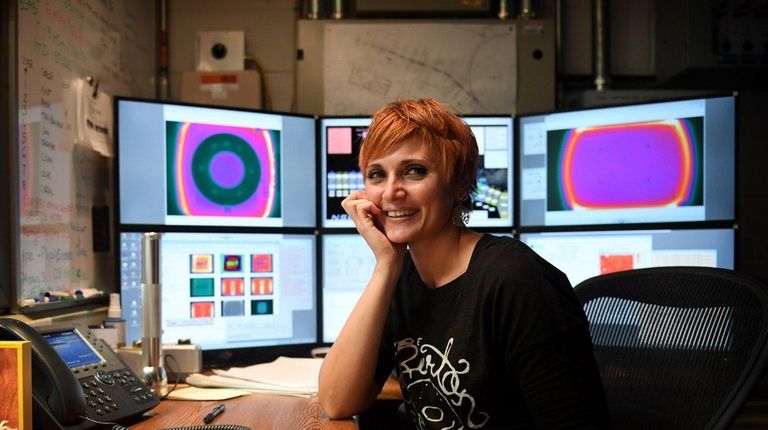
[186,252,277,319]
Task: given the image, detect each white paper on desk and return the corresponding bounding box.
[213,356,323,389]
[185,373,315,398]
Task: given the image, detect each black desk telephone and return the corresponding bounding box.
[0,318,159,429]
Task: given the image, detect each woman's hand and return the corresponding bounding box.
[341,190,406,265]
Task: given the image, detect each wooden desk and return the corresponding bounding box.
[129,394,356,430]
[128,377,401,429]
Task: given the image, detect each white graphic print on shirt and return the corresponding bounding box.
[395,337,490,430]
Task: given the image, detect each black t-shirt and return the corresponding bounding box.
[374,234,611,430]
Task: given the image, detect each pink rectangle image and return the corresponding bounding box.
[327,128,353,154]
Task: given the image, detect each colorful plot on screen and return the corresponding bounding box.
[190,254,214,273]
[221,278,245,296]
[251,277,274,295]
[547,117,703,211]
[222,255,242,272]
[190,278,215,297]
[221,300,245,317]
[166,121,281,218]
[251,254,273,273]
[190,302,215,318]
[600,254,635,274]
[251,299,274,315]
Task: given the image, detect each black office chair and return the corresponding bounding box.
[573,266,768,430]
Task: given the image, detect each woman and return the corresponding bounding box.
[318,99,610,429]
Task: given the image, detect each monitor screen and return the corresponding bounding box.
[320,115,514,229]
[120,232,317,352]
[116,98,316,228]
[518,96,735,227]
[520,228,735,287]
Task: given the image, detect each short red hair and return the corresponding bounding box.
[358,99,479,211]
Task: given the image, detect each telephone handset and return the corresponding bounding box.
[0,318,159,429]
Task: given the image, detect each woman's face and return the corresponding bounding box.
[363,138,455,245]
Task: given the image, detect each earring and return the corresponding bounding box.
[451,206,469,226]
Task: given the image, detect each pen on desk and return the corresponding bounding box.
[203,403,225,424]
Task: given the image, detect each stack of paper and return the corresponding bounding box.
[185,356,324,398]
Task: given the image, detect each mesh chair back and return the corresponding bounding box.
[574,267,768,430]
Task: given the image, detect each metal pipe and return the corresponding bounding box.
[555,0,563,108]
[593,0,610,91]
[519,0,536,19]
[498,0,510,19]
[157,0,169,99]
[332,0,343,19]
[307,0,319,19]
[141,232,167,397]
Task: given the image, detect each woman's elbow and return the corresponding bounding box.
[318,389,356,419]
[318,382,377,419]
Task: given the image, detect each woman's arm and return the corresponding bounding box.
[318,262,401,418]
[317,191,406,419]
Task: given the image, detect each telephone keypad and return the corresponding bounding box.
[79,366,157,420]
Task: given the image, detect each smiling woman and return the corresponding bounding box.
[317,99,612,429]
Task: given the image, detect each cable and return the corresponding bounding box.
[77,414,130,429]
[161,352,183,400]
[244,55,272,110]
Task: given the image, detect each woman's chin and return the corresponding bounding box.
[383,229,412,245]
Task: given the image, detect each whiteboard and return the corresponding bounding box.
[16,0,156,308]
[323,22,517,115]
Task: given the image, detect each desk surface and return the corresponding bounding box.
[130,394,356,430]
[129,378,401,430]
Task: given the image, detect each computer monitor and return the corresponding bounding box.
[520,228,735,287]
[518,96,736,227]
[116,98,317,229]
[320,115,515,229]
[120,231,317,363]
